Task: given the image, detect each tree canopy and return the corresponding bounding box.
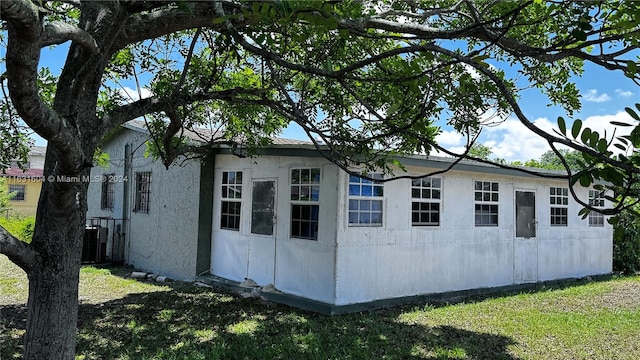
[1,1,640,358]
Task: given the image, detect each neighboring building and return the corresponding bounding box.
[86,122,613,312]
[1,146,46,217]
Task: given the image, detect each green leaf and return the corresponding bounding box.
[579,172,592,187]
[571,119,582,138]
[580,127,591,144]
[610,121,633,127]
[571,29,587,41]
[557,116,566,135]
[625,107,640,121]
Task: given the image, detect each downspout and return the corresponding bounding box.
[122,143,132,262]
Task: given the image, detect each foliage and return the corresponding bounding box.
[0,216,35,243]
[0,177,13,212]
[611,210,640,274]
[467,143,493,160]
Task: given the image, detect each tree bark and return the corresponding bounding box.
[21,148,90,359]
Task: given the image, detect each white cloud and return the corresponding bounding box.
[475,110,637,162]
[615,89,634,98]
[119,86,152,102]
[582,111,636,140]
[482,117,558,161]
[582,89,611,103]
[435,130,464,147]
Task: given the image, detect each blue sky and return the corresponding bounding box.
[9,42,640,163]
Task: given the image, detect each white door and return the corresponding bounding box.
[514,190,538,283]
[247,179,277,285]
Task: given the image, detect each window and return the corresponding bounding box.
[101,174,115,210]
[348,173,384,226]
[290,168,320,240]
[588,190,605,227]
[474,181,498,226]
[9,184,25,201]
[411,177,441,226]
[133,172,151,213]
[550,187,568,226]
[221,171,242,231]
[10,161,30,169]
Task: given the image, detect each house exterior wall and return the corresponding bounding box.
[333,166,613,305]
[4,177,42,217]
[210,154,338,304]
[87,129,202,280]
[2,147,46,217]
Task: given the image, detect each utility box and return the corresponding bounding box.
[82,226,108,263]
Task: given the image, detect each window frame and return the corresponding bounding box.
[411,176,442,227]
[550,187,568,226]
[588,190,605,227]
[9,184,25,202]
[290,168,321,240]
[220,170,243,231]
[474,180,499,227]
[133,171,151,214]
[348,173,384,227]
[101,174,115,210]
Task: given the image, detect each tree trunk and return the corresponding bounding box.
[21,148,90,360]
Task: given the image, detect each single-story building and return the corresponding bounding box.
[86,122,612,312]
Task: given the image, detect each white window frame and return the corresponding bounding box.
[411,176,442,226]
[474,180,499,226]
[550,186,568,226]
[290,168,321,240]
[220,171,243,231]
[348,173,384,226]
[588,190,605,227]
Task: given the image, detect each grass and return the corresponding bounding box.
[2,255,640,359]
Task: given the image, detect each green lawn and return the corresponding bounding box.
[2,254,640,359]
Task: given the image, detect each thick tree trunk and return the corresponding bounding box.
[21,148,90,360]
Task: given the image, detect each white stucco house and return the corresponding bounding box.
[86,122,613,313]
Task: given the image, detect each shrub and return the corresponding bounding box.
[612,211,640,274]
[0,216,35,243]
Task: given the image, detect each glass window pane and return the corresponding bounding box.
[311,186,320,201]
[371,200,383,211]
[349,199,358,210]
[412,179,422,187]
[360,213,371,224]
[422,178,431,187]
[422,189,430,199]
[349,184,360,196]
[491,193,498,202]
[222,172,228,184]
[492,183,498,191]
[412,188,420,198]
[475,181,483,190]
[373,185,384,197]
[291,169,300,184]
[362,185,373,196]
[371,212,382,224]
[432,190,440,199]
[311,168,320,183]
[349,212,359,223]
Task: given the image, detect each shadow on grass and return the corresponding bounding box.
[0,284,518,360]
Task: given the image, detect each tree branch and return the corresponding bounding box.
[2,0,85,173]
[119,1,245,46]
[41,21,99,53]
[0,225,38,272]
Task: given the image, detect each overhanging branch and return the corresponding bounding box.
[0,226,38,272]
[41,21,99,53]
